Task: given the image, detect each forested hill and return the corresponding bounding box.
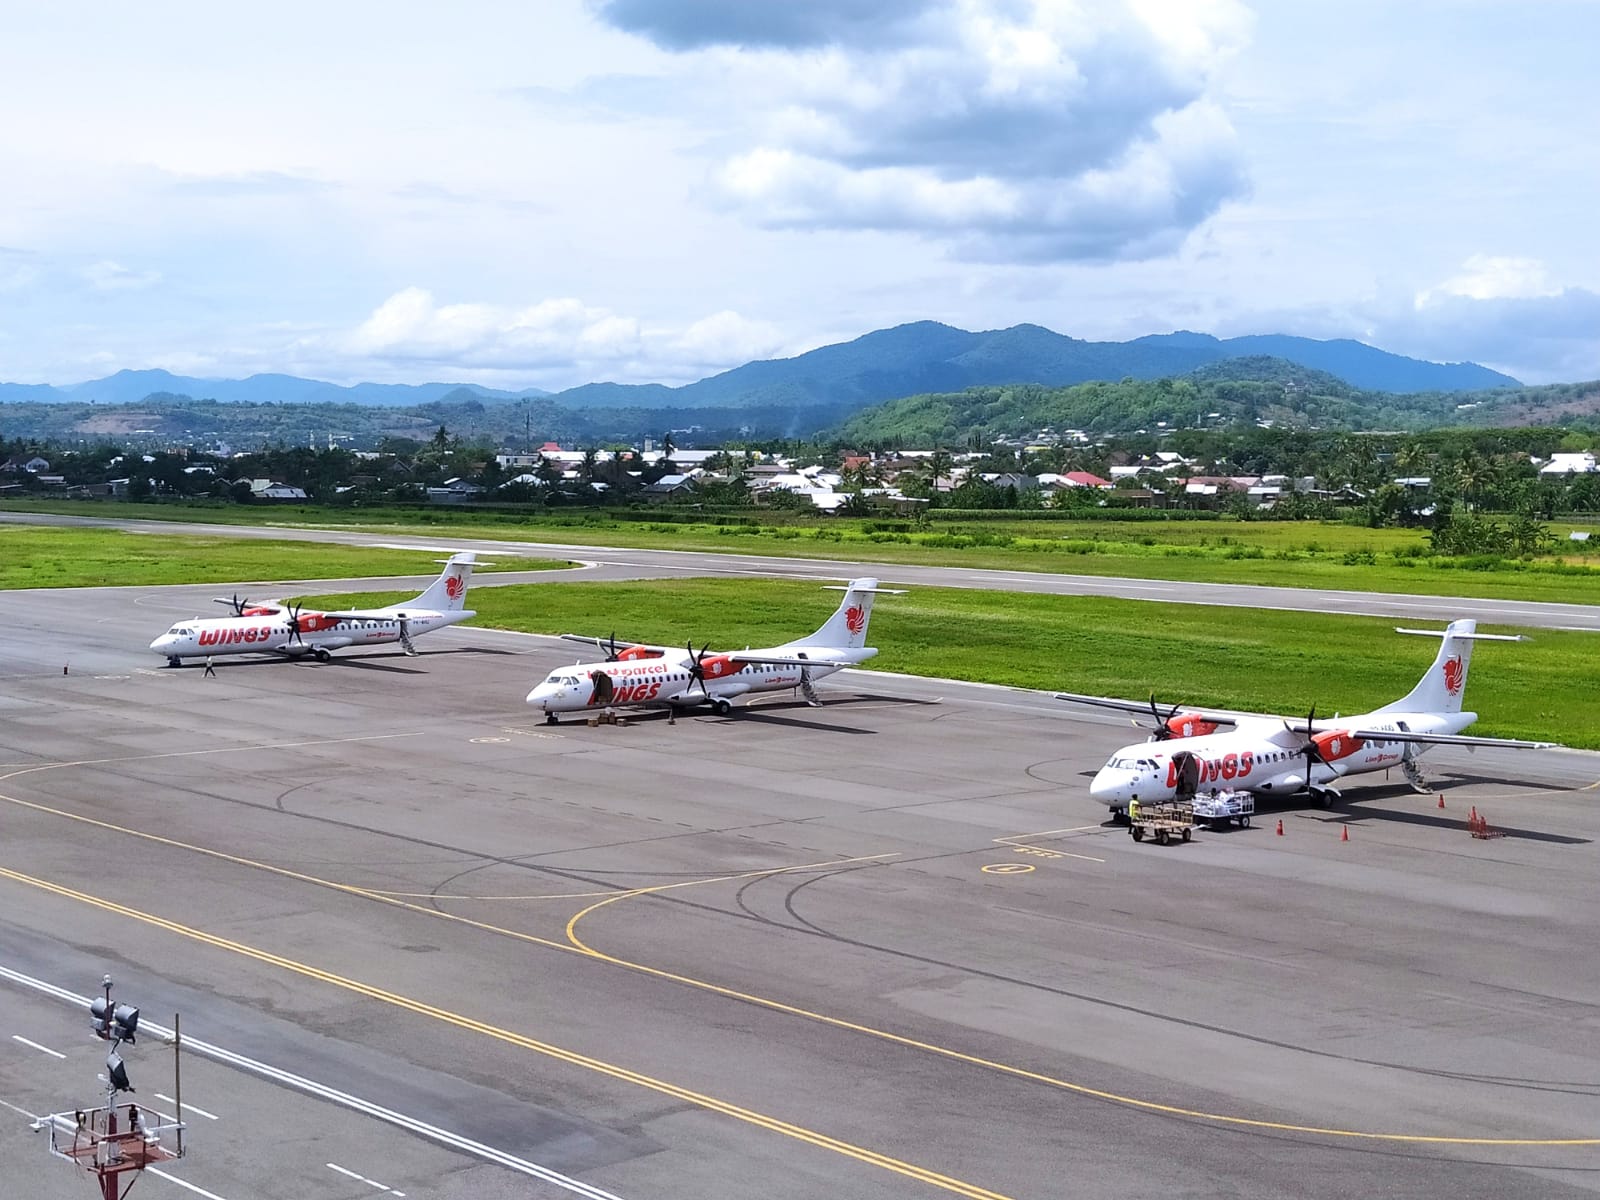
[833,357,1600,444]
[1,321,1518,414]
[549,321,1518,409]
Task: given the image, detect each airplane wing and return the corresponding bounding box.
[1054,692,1240,727]
[558,633,676,654]
[1347,728,1560,750]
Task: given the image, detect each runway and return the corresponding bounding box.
[6,508,1600,630]
[3,574,1600,1199]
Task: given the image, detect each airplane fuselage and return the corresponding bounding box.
[527,647,874,714]
[150,610,473,662]
[1089,710,1476,810]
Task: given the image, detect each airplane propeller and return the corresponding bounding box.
[685,641,713,699]
[285,602,306,647]
[1143,693,1184,740]
[214,593,252,616]
[604,632,621,662]
[1284,705,1329,784]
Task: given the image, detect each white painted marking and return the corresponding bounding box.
[155,1092,218,1120]
[11,1034,65,1058]
[328,1162,402,1194]
[0,966,628,1200]
[0,1097,40,1119]
[148,1166,232,1200]
[369,542,517,556]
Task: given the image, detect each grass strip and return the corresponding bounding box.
[301,577,1598,750]
[8,498,1600,605]
[0,526,564,589]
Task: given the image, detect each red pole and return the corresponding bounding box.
[102,1110,118,1200]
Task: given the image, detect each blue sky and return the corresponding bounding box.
[1,0,1595,389]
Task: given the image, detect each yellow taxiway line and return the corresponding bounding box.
[1,764,1596,1149]
[0,863,1009,1200]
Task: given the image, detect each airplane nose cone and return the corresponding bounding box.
[149,636,170,654]
[1088,769,1119,804]
[526,684,550,706]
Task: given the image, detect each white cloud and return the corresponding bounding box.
[328,287,785,386]
[82,260,162,291]
[673,310,786,367]
[601,0,1251,262]
[0,264,37,292]
[1415,254,1561,307]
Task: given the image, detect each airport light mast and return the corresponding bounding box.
[37,975,189,1199]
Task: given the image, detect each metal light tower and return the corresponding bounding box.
[38,975,188,1200]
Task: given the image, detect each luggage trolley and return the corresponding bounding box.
[1129,800,1194,845]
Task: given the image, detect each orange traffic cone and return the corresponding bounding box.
[1341,825,1349,842]
[1470,806,1478,823]
[1276,819,1284,836]
[1437,793,1446,809]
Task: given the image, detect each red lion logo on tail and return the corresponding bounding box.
[445,575,464,600]
[1442,654,1464,696]
[844,604,866,635]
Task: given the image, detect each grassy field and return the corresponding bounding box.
[8,497,1600,603]
[0,526,564,589]
[302,577,1597,749]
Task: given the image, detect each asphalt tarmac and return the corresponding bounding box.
[3,572,1600,1199]
[6,508,1600,630]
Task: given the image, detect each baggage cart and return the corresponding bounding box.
[1190,789,1255,830]
[1129,801,1194,846]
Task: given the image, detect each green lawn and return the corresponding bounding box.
[302,577,1598,749]
[8,497,1600,604]
[0,526,563,589]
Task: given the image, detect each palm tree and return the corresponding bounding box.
[1455,451,1492,511]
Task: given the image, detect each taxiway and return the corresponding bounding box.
[3,576,1599,1199]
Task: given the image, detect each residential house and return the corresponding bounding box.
[641,473,696,502]
[1540,452,1598,476]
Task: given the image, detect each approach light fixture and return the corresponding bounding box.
[105,1051,133,1095]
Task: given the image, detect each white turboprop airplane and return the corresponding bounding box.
[525,577,905,722]
[1058,619,1558,819]
[148,553,478,666]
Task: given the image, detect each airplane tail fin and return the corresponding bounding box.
[1377,619,1524,715]
[783,578,905,651]
[402,553,478,612]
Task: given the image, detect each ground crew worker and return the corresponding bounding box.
[1128,797,1140,824]
[203,656,216,677]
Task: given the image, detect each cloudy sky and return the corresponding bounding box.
[2,0,1595,389]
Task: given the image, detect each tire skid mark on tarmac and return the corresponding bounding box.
[3,762,1599,1146]
[0,863,1007,1200]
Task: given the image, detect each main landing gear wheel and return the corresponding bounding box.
[713,699,732,716]
[313,648,332,663]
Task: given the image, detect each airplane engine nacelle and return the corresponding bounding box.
[699,654,742,680]
[1311,730,1365,762]
[617,646,664,661]
[1166,713,1220,739]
